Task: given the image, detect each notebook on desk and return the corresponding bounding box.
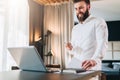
[8,46,58,72]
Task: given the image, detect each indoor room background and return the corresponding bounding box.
[0,0,120,72]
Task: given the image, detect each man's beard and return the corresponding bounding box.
[77,9,89,22]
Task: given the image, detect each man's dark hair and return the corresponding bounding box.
[73,0,90,4]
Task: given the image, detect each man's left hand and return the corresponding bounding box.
[82,60,97,70]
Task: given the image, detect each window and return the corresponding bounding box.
[0,0,29,71]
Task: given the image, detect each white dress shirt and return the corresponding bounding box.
[68,15,108,70]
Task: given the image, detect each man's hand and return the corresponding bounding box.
[65,42,73,50]
[82,60,97,70]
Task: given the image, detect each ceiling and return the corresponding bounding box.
[33,0,69,5]
[74,0,120,21]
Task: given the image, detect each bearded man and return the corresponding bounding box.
[66,0,108,80]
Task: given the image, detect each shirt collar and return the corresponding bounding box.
[79,15,93,24]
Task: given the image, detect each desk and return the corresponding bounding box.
[0,70,101,80]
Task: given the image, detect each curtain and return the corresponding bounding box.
[0,0,29,71]
[44,1,74,68]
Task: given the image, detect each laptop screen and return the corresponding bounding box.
[8,46,47,72]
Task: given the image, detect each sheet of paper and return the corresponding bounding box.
[66,57,82,69]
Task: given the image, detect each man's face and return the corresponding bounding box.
[74,1,90,22]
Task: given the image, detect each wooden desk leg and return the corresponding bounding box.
[99,72,106,80]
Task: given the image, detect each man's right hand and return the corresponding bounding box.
[65,42,73,50]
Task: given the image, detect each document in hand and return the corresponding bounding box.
[66,57,83,69]
[64,57,86,73]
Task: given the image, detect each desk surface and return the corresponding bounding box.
[0,70,101,80]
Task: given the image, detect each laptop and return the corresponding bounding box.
[8,46,56,72]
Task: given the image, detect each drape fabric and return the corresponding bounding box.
[44,1,74,68]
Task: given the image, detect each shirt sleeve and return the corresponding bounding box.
[91,19,108,61]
